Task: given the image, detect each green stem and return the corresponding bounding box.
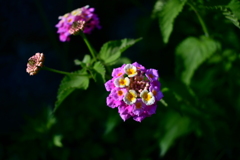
[80,32,97,61]
[42,66,88,76]
[188,2,209,37]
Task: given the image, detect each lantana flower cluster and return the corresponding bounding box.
[105,62,163,122]
[55,5,101,42]
[26,53,45,76]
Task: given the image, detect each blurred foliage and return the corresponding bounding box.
[3,0,240,159]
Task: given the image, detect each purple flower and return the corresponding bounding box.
[106,96,121,108]
[145,69,159,81]
[105,80,115,92]
[110,88,127,101]
[55,5,101,42]
[105,62,164,122]
[149,83,164,101]
[132,99,146,116]
[26,53,45,76]
[112,64,125,78]
[132,62,145,71]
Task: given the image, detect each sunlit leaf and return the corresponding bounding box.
[53,135,63,147]
[111,57,131,66]
[228,0,240,19]
[82,54,91,64]
[99,38,142,64]
[152,0,187,43]
[74,54,91,68]
[151,0,167,19]
[54,70,89,111]
[93,61,106,83]
[175,36,220,85]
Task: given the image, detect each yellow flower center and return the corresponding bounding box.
[126,68,136,76]
[119,79,127,86]
[127,93,134,101]
[143,93,152,102]
[140,90,155,105]
[114,77,130,88]
[124,64,137,77]
[123,90,137,105]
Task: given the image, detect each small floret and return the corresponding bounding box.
[26,53,45,76]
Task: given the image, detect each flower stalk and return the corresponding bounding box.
[41,66,72,75]
[187,2,209,37]
[80,32,97,61]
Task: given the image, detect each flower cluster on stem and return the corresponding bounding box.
[105,62,163,122]
[55,5,101,42]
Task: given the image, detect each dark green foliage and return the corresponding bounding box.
[203,0,240,29]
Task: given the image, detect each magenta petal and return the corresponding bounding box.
[112,67,124,77]
[105,80,115,91]
[149,85,164,101]
[133,114,148,122]
[146,69,159,81]
[156,91,164,101]
[118,104,133,121]
[118,104,133,115]
[119,113,131,121]
[110,88,127,101]
[132,62,145,71]
[132,99,146,116]
[59,34,69,42]
[150,80,161,88]
[146,104,157,115]
[106,96,121,108]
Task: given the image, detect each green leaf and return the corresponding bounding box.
[205,4,240,29]
[159,112,191,156]
[82,54,91,64]
[53,135,63,147]
[74,54,91,68]
[151,0,167,19]
[104,114,119,135]
[175,36,220,85]
[93,61,106,83]
[113,57,132,66]
[228,0,240,19]
[99,38,142,64]
[152,0,187,43]
[54,70,89,111]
